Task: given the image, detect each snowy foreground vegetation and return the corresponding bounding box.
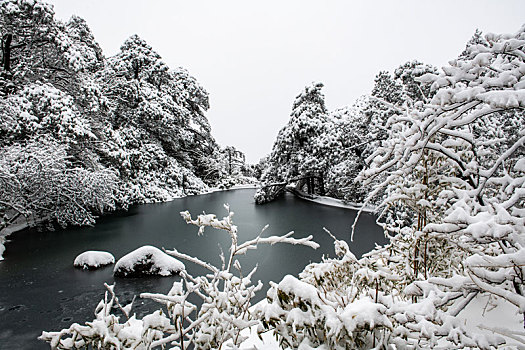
[0,0,256,258]
[40,206,320,349]
[39,24,525,349]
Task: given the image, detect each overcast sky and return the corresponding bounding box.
[48,0,524,163]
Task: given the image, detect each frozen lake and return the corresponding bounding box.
[0,189,385,349]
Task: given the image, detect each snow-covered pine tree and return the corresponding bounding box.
[96,34,222,202]
[322,104,369,203]
[255,82,329,203]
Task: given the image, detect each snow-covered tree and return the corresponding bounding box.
[95,34,222,200]
[322,104,370,203]
[0,0,240,261]
[256,84,375,204]
[255,82,329,203]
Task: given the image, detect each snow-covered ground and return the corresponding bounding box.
[289,187,376,213]
[204,182,259,195]
[74,251,115,269]
[114,245,185,277]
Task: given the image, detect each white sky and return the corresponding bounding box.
[47,0,524,163]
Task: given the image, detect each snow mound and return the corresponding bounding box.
[74,251,115,269]
[114,245,185,277]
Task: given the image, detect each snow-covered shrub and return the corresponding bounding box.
[41,206,319,349]
[40,283,172,349]
[357,25,525,346]
[258,233,505,349]
[0,139,118,231]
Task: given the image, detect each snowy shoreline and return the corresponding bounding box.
[0,221,29,261]
[286,187,376,213]
[0,185,258,260]
[0,184,368,261]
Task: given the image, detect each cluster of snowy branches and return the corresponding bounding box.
[41,206,318,349]
[0,139,117,231]
[0,0,253,245]
[256,25,525,348]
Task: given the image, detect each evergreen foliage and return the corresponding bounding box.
[0,0,245,234]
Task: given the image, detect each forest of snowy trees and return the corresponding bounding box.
[254,60,440,205]
[0,0,254,240]
[2,0,525,349]
[37,18,525,349]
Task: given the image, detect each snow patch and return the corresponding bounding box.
[114,245,185,277]
[514,158,525,172]
[291,188,376,213]
[74,251,115,269]
[0,239,4,261]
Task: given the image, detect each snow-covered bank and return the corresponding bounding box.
[288,187,376,213]
[0,221,29,261]
[203,182,259,195]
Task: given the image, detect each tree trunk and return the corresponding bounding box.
[306,178,312,194]
[2,34,12,72]
[228,149,232,175]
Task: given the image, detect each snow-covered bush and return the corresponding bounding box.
[360,23,525,314]
[0,139,118,231]
[40,283,172,349]
[41,206,319,349]
[258,232,505,349]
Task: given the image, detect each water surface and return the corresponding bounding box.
[0,189,385,349]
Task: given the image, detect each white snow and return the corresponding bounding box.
[0,222,29,261]
[114,245,185,277]
[514,158,525,172]
[0,239,5,261]
[74,251,115,269]
[457,294,523,347]
[291,188,376,213]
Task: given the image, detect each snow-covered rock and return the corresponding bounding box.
[0,240,5,261]
[74,251,115,269]
[114,245,185,277]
